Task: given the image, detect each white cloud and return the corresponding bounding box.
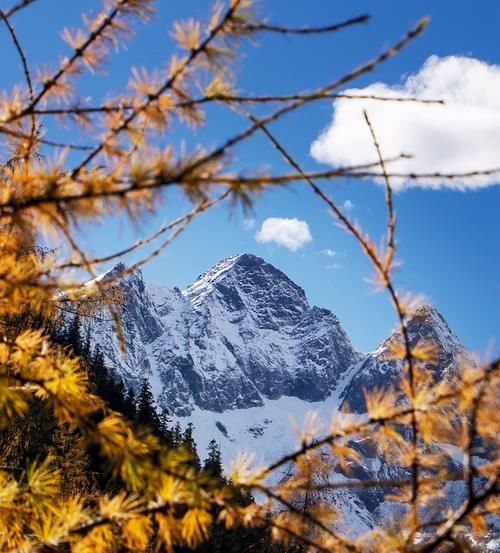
[311,55,500,190]
[255,217,312,251]
[326,263,343,270]
[243,217,256,230]
[322,248,337,257]
[342,199,355,211]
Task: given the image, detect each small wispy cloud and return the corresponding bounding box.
[311,55,500,190]
[342,199,355,211]
[243,217,256,230]
[322,248,337,257]
[326,263,343,271]
[255,217,312,252]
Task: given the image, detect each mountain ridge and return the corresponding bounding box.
[82,255,493,546]
[88,253,363,416]
[85,253,467,451]
[88,255,465,414]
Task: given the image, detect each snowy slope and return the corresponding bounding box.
[86,255,469,462]
[82,254,479,540]
[88,254,362,418]
[339,304,469,413]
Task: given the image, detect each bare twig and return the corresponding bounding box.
[2,0,37,19]
[26,92,444,119]
[0,7,37,160]
[239,14,370,35]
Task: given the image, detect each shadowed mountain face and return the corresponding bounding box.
[338,304,468,413]
[83,257,495,547]
[89,254,363,415]
[88,254,467,420]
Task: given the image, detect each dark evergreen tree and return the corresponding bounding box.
[111,379,127,414]
[159,410,174,447]
[88,346,107,396]
[182,422,200,470]
[81,327,92,359]
[123,388,137,420]
[172,422,183,448]
[63,314,82,354]
[203,439,223,478]
[137,378,161,433]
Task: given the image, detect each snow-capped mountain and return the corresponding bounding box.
[84,255,497,547]
[90,253,362,417]
[338,304,468,413]
[86,253,467,465]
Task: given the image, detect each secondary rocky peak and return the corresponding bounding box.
[407,303,446,326]
[339,304,467,413]
[84,261,140,294]
[99,261,128,281]
[95,262,147,291]
[402,304,464,355]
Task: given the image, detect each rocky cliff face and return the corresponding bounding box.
[84,254,485,541]
[338,304,468,413]
[89,254,362,416]
[89,254,469,424]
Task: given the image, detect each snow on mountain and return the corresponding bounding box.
[87,255,470,455]
[86,254,470,470]
[83,253,475,538]
[338,304,469,413]
[89,253,362,418]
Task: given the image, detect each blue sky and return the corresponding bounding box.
[2,0,499,354]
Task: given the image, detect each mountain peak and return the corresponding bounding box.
[406,304,463,354]
[182,254,245,307]
[182,253,307,310]
[408,303,441,319]
[100,261,128,280]
[406,303,452,335]
[83,262,130,290]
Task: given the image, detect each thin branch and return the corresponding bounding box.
[239,14,369,35]
[15,1,125,115]
[0,156,408,214]
[266,520,333,553]
[284,468,485,494]
[0,125,95,151]
[2,0,37,19]
[362,109,419,542]
[69,0,246,177]
[0,7,37,160]
[253,483,361,553]
[363,110,395,273]
[349,167,500,181]
[27,92,444,118]
[416,476,498,553]
[55,191,230,271]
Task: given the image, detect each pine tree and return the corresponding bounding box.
[172,422,183,448]
[182,422,200,470]
[81,327,92,359]
[64,314,82,354]
[159,410,174,447]
[88,346,107,397]
[111,379,127,414]
[123,388,136,421]
[203,439,223,478]
[137,378,161,432]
